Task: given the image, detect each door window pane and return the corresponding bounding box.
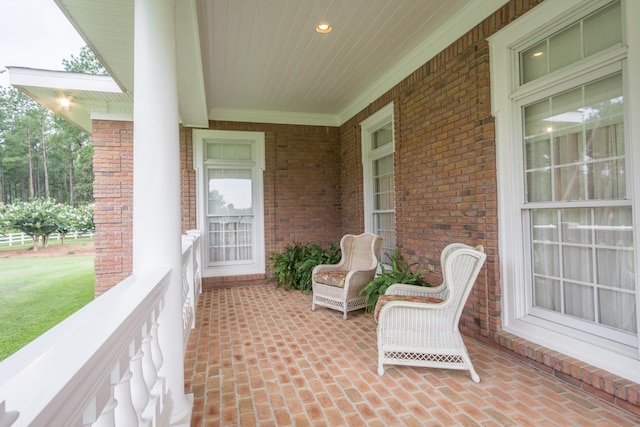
[207,168,254,265]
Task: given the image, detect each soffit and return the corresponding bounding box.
[52,0,509,127]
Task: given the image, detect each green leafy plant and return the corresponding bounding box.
[296,242,341,292]
[361,248,431,312]
[269,241,340,292]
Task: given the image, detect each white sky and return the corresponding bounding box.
[0,0,85,87]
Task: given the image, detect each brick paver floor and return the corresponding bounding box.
[184,285,640,426]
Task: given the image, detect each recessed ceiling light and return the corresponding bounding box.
[316,23,332,33]
[531,51,544,58]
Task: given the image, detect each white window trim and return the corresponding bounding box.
[192,129,266,277]
[360,102,395,234]
[489,0,640,383]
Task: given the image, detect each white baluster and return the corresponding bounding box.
[129,345,149,416]
[114,370,138,426]
[92,396,117,427]
[0,401,19,427]
[142,335,158,392]
[150,309,164,372]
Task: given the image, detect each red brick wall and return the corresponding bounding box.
[91,120,133,296]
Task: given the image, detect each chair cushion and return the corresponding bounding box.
[374,294,443,322]
[313,270,348,288]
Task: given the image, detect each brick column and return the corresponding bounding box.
[91,120,133,296]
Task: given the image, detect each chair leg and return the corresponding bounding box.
[343,310,348,320]
[469,367,480,383]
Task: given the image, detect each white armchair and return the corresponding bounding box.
[374,243,486,382]
[312,233,383,319]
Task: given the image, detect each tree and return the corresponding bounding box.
[62,46,109,76]
[0,46,102,205]
[3,198,59,251]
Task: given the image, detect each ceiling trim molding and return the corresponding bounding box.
[210,108,340,127]
[337,0,511,125]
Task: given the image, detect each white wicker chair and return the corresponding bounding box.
[375,243,486,382]
[312,233,383,319]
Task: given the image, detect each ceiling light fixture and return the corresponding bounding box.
[58,97,71,110]
[531,51,544,58]
[316,23,332,33]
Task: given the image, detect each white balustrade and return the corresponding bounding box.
[186,230,202,304]
[0,232,202,427]
[0,269,171,426]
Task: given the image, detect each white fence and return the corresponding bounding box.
[0,231,94,247]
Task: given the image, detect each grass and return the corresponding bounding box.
[0,256,95,362]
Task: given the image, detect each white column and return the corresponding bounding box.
[132,0,192,423]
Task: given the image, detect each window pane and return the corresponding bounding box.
[533,242,559,277]
[206,141,253,161]
[550,87,582,135]
[584,1,622,56]
[208,216,253,263]
[529,206,635,336]
[555,165,584,201]
[595,206,633,246]
[561,208,591,245]
[524,73,624,203]
[526,169,552,202]
[208,169,253,215]
[534,277,561,311]
[374,155,394,210]
[563,246,592,283]
[372,122,393,149]
[599,288,637,333]
[565,282,595,321]
[549,22,581,73]
[532,209,558,241]
[524,99,550,137]
[521,41,547,84]
[519,1,621,85]
[374,212,395,263]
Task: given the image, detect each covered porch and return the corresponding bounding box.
[3,0,640,424]
[185,284,638,426]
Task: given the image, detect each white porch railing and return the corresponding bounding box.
[0,231,202,427]
[181,230,202,351]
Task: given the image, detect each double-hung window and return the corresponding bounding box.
[490,0,640,381]
[361,103,396,263]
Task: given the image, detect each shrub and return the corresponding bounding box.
[269,241,341,292]
[361,248,431,312]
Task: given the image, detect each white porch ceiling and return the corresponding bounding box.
[48,0,508,128]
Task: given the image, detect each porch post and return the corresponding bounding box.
[132,0,192,424]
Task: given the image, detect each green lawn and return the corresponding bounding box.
[0,256,95,361]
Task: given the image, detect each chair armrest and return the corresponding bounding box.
[385,283,448,300]
[345,269,377,289]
